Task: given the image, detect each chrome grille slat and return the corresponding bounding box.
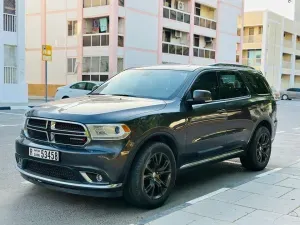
[25,118,89,146]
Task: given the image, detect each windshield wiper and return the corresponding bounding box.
[110,94,137,97]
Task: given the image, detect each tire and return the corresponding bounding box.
[62,96,69,99]
[282,94,288,100]
[240,126,272,171]
[124,142,176,209]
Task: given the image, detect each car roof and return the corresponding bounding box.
[131,64,256,72]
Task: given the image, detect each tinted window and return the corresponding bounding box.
[219,71,248,99]
[243,72,270,95]
[288,88,296,92]
[92,69,189,100]
[70,82,86,90]
[86,82,96,91]
[190,72,219,100]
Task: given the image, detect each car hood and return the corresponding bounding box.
[27,95,167,124]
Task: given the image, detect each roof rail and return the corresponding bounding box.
[210,63,255,70]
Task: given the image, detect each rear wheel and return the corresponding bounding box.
[124,142,176,209]
[240,126,271,171]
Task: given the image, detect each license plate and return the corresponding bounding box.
[29,147,59,161]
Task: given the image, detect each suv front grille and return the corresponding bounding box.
[25,118,89,146]
[25,160,80,181]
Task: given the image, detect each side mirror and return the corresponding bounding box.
[188,90,212,105]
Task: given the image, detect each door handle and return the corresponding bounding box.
[217,109,226,114]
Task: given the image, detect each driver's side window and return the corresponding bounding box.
[190,72,219,100]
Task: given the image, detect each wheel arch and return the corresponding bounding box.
[122,132,180,184]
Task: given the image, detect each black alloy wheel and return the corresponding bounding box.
[143,152,172,200]
[256,132,271,164]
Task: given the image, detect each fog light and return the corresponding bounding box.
[96,174,103,182]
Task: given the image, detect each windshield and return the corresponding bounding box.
[91,69,190,100]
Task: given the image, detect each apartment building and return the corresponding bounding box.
[0,0,27,103]
[242,9,300,90]
[25,0,244,97]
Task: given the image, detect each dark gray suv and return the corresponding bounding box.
[15,64,277,208]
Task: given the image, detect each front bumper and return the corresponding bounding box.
[15,136,131,197]
[17,166,123,197]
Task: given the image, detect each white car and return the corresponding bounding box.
[54,81,103,100]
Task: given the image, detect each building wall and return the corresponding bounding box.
[0,0,27,103]
[25,0,244,97]
[243,10,300,91]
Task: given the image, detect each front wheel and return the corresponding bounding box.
[240,126,271,171]
[282,94,289,100]
[124,142,176,209]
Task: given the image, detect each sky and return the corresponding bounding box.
[244,0,295,20]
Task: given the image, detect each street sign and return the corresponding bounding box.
[42,45,52,61]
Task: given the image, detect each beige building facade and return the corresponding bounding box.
[242,10,300,90]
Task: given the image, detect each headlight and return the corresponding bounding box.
[86,124,131,140]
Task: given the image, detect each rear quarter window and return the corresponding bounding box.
[243,71,271,95]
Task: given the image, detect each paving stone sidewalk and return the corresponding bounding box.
[141,164,300,225]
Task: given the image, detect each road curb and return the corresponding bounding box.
[0,106,34,110]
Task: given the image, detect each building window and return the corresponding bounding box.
[4,0,16,14]
[68,21,78,36]
[82,56,109,82]
[259,26,263,34]
[118,0,124,6]
[4,45,17,84]
[194,35,200,47]
[118,35,124,47]
[67,58,77,73]
[117,58,124,73]
[83,0,110,7]
[195,3,201,16]
[249,27,254,35]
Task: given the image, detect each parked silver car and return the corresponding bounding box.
[281,88,300,100]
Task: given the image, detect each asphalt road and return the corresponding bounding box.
[0,100,300,225]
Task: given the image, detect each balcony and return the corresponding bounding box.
[4,66,17,84]
[193,47,215,59]
[83,0,110,17]
[162,42,189,56]
[163,7,190,24]
[282,61,292,69]
[83,0,110,7]
[243,35,262,43]
[242,58,261,67]
[83,33,109,47]
[194,15,216,30]
[283,39,293,48]
[3,13,16,32]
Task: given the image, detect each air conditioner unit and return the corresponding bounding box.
[174,31,182,38]
[205,37,213,43]
[177,1,185,11]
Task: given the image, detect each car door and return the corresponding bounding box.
[218,70,252,151]
[183,71,228,165]
[69,82,87,97]
[287,88,297,99]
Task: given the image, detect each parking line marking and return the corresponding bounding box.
[21,181,32,185]
[186,188,230,204]
[224,160,241,165]
[276,131,286,134]
[256,168,282,178]
[0,124,22,127]
[0,112,24,116]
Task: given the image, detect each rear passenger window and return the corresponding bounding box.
[218,71,249,99]
[244,72,270,95]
